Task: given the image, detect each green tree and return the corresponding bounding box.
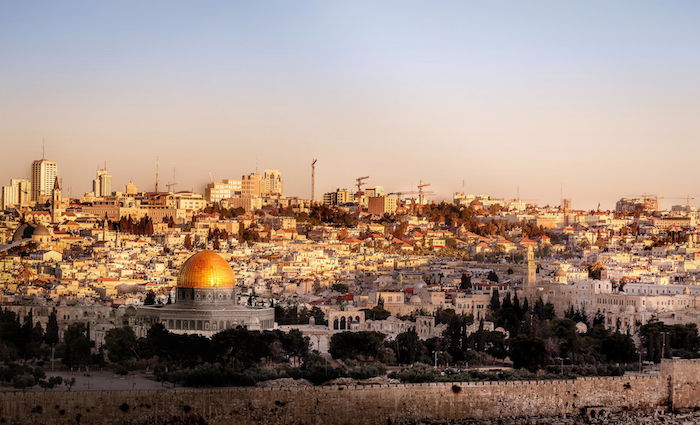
[63,323,94,368]
[144,290,156,305]
[104,326,139,364]
[45,310,59,346]
[329,331,385,361]
[489,289,501,311]
[509,335,548,372]
[395,328,425,364]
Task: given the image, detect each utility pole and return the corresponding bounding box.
[661,331,669,360]
[311,159,317,203]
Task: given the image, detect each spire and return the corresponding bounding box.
[53,176,61,191]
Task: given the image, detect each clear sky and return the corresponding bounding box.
[1,1,699,209]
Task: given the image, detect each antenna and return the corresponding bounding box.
[311,159,317,203]
[42,138,45,160]
[560,183,563,204]
[155,157,160,193]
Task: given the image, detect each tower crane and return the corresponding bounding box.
[417,181,431,205]
[657,195,696,208]
[165,168,177,193]
[355,176,369,200]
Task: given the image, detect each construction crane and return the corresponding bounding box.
[657,195,696,208]
[355,176,369,200]
[165,168,177,193]
[311,159,317,203]
[417,181,431,205]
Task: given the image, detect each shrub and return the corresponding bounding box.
[389,363,437,383]
[12,373,35,389]
[347,363,386,380]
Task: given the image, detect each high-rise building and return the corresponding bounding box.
[92,167,112,197]
[261,169,283,196]
[125,181,138,195]
[31,159,57,204]
[323,188,351,206]
[364,186,385,197]
[205,179,242,202]
[368,195,398,216]
[241,173,261,197]
[1,186,13,209]
[1,178,32,208]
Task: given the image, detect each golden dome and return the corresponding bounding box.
[177,250,236,289]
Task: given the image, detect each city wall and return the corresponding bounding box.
[2,359,699,425]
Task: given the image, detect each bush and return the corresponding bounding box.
[159,365,291,387]
[389,363,437,383]
[12,373,35,389]
[347,363,386,380]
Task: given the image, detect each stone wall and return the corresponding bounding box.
[0,360,698,425]
[662,358,700,410]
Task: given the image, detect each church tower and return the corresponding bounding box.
[51,177,62,223]
[525,246,537,288]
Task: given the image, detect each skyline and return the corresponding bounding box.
[2,1,700,208]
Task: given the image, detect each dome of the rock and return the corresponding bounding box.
[177,250,236,289]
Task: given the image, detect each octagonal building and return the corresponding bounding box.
[137,250,275,336]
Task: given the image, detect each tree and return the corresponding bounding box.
[393,222,409,240]
[362,305,391,321]
[489,289,501,311]
[487,270,499,283]
[509,335,548,372]
[442,313,474,361]
[601,332,637,364]
[329,331,385,360]
[331,283,349,294]
[104,326,139,364]
[63,323,94,368]
[45,310,59,346]
[395,328,424,364]
[459,273,472,290]
[144,290,156,306]
[184,234,193,250]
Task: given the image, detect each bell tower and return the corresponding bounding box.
[51,177,62,223]
[525,246,537,288]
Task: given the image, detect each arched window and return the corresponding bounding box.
[333,318,339,330]
[340,317,346,330]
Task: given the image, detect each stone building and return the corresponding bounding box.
[136,250,275,336]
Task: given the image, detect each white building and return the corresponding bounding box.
[31,159,57,204]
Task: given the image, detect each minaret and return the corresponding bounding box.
[51,177,62,223]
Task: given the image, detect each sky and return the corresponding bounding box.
[1,1,699,209]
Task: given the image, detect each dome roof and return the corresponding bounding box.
[12,223,32,242]
[12,223,51,242]
[177,250,236,289]
[33,224,50,236]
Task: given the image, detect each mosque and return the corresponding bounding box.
[136,250,275,336]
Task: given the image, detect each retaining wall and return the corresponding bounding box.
[0,359,696,425]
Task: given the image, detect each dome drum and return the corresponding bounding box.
[176,286,237,307]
